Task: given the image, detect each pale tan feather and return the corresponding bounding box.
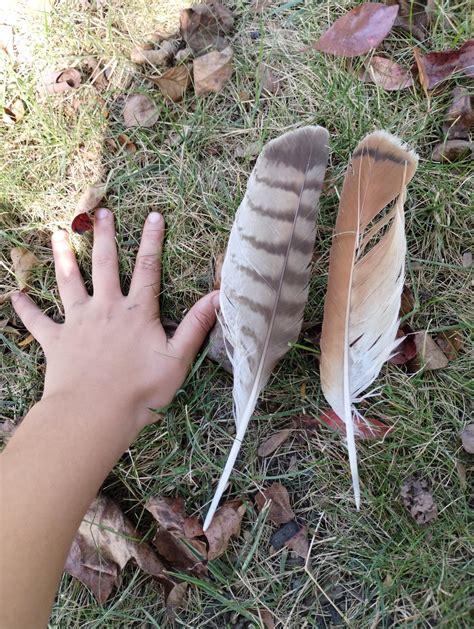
[320,131,418,508]
[203,126,329,530]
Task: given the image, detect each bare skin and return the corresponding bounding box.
[0,209,219,628]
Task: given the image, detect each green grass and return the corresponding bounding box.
[1,0,473,627]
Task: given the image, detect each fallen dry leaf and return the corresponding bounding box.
[166,581,188,617]
[207,322,233,373]
[255,482,294,525]
[460,423,474,454]
[131,40,178,66]
[10,247,40,290]
[213,253,224,290]
[71,182,106,234]
[362,56,413,91]
[386,0,431,40]
[39,68,81,95]
[257,429,291,457]
[413,47,429,98]
[417,40,474,88]
[193,46,233,96]
[85,57,109,91]
[285,525,310,559]
[312,4,399,57]
[204,499,245,560]
[435,330,463,361]
[234,140,260,159]
[258,63,280,94]
[389,326,417,365]
[411,331,449,370]
[443,87,474,140]
[400,478,438,525]
[64,495,165,602]
[319,410,394,440]
[117,133,137,153]
[431,139,473,162]
[400,285,415,317]
[146,496,187,531]
[149,65,190,102]
[259,609,276,629]
[180,1,234,54]
[3,98,26,126]
[123,94,159,128]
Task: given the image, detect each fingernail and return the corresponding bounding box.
[11,291,21,303]
[96,208,110,220]
[52,230,67,242]
[212,292,220,309]
[147,212,162,224]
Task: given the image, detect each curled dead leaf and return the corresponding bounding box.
[444,87,474,140]
[71,182,106,234]
[435,330,463,361]
[149,65,190,102]
[193,46,233,96]
[180,1,234,54]
[85,57,109,91]
[10,247,40,290]
[123,94,159,128]
[3,98,26,126]
[204,499,245,560]
[400,478,438,525]
[460,424,474,454]
[362,56,413,91]
[117,133,137,153]
[431,140,473,162]
[131,40,178,66]
[257,429,291,457]
[39,68,81,95]
[312,4,399,57]
[255,482,294,525]
[64,495,166,603]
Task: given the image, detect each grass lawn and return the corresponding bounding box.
[1,0,472,626]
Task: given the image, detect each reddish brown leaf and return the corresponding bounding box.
[312,4,399,57]
[435,330,463,361]
[460,423,474,454]
[257,429,291,457]
[413,47,429,98]
[10,247,40,290]
[204,499,245,560]
[39,68,81,95]
[400,285,415,316]
[183,517,204,539]
[362,56,413,91]
[149,65,190,102]
[123,94,159,128]
[71,183,106,234]
[255,482,294,525]
[285,526,310,559]
[117,133,137,153]
[411,331,449,370]
[418,40,474,88]
[444,87,474,140]
[319,410,394,440]
[145,496,186,531]
[389,327,417,365]
[180,1,234,54]
[193,46,233,96]
[400,478,438,525]
[64,495,165,602]
[431,140,473,162]
[386,0,431,40]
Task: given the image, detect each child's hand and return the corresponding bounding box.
[11,209,219,431]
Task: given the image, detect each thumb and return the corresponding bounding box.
[170,291,220,364]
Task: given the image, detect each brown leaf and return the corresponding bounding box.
[207,322,233,373]
[435,330,463,361]
[183,517,204,539]
[413,47,429,98]
[431,139,473,162]
[285,526,310,559]
[258,63,280,94]
[193,46,233,96]
[312,4,399,57]
[131,40,179,66]
[180,1,234,55]
[149,65,190,102]
[255,482,294,525]
[39,68,81,95]
[417,40,474,88]
[10,247,40,290]
[3,98,26,126]
[400,285,415,317]
[71,182,106,234]
[64,495,165,603]
[85,57,109,91]
[123,94,158,128]
[362,56,413,91]
[389,327,417,365]
[455,460,467,489]
[386,0,431,40]
[213,253,224,290]
[204,499,245,560]
[411,331,449,370]
[257,429,291,457]
[443,87,474,140]
[460,423,474,454]
[145,496,186,531]
[400,478,438,525]
[117,133,137,153]
[259,609,276,629]
[318,410,394,440]
[166,581,188,617]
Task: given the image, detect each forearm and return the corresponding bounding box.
[0,394,139,628]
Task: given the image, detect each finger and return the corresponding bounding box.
[128,212,164,310]
[11,292,58,349]
[170,291,219,364]
[92,208,121,298]
[51,230,88,312]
